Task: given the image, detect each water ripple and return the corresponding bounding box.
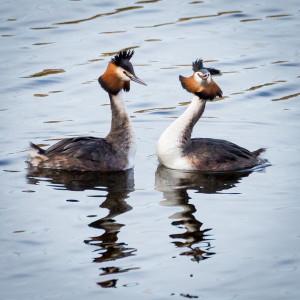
[272,92,300,101]
[134,106,176,114]
[246,82,278,91]
[30,26,58,30]
[136,0,162,3]
[23,69,65,78]
[266,14,293,18]
[240,18,262,22]
[101,46,140,57]
[137,10,243,28]
[54,6,143,25]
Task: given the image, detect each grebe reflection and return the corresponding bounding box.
[27,168,137,287]
[155,166,253,262]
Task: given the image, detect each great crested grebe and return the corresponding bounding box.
[156,59,265,172]
[28,50,147,171]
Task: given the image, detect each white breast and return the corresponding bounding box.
[156,96,204,171]
[156,124,192,170]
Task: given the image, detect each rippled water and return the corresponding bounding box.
[1,0,300,299]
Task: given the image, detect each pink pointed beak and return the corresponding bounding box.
[129,75,147,86]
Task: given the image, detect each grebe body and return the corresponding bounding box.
[157,59,265,172]
[28,50,146,172]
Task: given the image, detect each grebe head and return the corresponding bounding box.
[179,58,223,101]
[192,59,212,85]
[99,50,147,95]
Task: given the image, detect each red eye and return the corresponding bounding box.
[123,71,127,75]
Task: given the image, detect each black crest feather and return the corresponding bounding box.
[192,59,204,72]
[112,50,134,66]
[207,67,222,75]
[192,58,222,75]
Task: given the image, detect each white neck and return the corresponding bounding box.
[110,92,128,113]
[158,95,205,147]
[156,95,206,169]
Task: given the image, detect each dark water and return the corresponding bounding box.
[1,0,300,299]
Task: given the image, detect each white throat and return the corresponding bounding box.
[156,95,205,170]
[110,91,128,113]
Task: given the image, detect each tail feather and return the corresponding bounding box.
[252,148,266,157]
[28,142,48,167]
[29,142,45,154]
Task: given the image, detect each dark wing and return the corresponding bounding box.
[191,138,253,158]
[189,138,259,170]
[45,137,115,162]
